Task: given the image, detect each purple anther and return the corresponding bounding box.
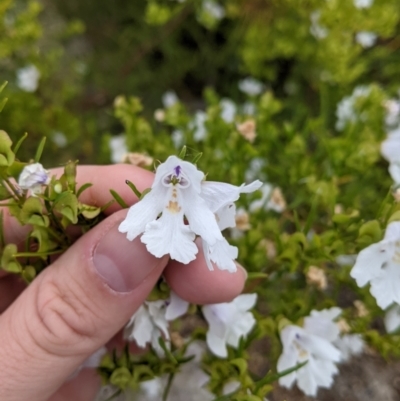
[174,165,181,176]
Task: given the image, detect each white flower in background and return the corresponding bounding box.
[356,31,377,48]
[109,135,127,163]
[154,109,166,122]
[384,304,400,333]
[238,77,264,96]
[242,101,256,116]
[171,129,184,148]
[354,0,373,8]
[277,309,341,396]
[249,183,286,213]
[119,155,262,271]
[384,99,400,127]
[334,334,364,361]
[335,254,357,266]
[335,85,371,131]
[162,91,179,108]
[351,222,400,309]
[52,132,68,148]
[124,291,188,352]
[220,99,236,123]
[134,342,213,401]
[200,180,262,271]
[310,11,328,40]
[190,111,207,141]
[202,293,257,357]
[245,157,266,182]
[203,1,225,20]
[16,65,40,92]
[381,127,400,184]
[18,163,50,195]
[306,266,327,290]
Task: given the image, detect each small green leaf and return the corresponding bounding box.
[110,189,128,208]
[0,131,15,167]
[109,367,131,389]
[0,183,12,200]
[63,161,77,191]
[192,152,203,165]
[230,358,248,376]
[79,203,101,219]
[20,197,49,227]
[178,145,187,159]
[22,265,37,283]
[12,132,28,156]
[125,179,142,199]
[0,81,7,94]
[30,227,59,256]
[0,97,8,113]
[1,244,22,273]
[53,192,79,224]
[7,161,26,180]
[76,183,93,198]
[34,137,47,163]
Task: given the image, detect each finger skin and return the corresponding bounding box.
[0,210,168,401]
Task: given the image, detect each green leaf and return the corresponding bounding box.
[110,189,128,208]
[30,227,59,255]
[178,145,187,159]
[230,358,248,377]
[1,244,22,273]
[76,182,93,198]
[7,161,26,180]
[125,179,142,199]
[192,152,203,165]
[0,182,12,200]
[63,161,77,191]
[20,197,49,227]
[80,204,101,219]
[34,137,47,163]
[109,367,131,389]
[0,97,8,113]
[131,365,155,384]
[12,133,28,156]
[22,265,37,283]
[53,192,79,225]
[0,131,15,167]
[0,81,7,94]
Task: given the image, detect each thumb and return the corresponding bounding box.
[0,210,168,401]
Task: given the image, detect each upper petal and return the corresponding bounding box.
[201,180,263,213]
[350,242,388,287]
[232,293,257,312]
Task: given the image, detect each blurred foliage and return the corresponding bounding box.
[2,0,400,398]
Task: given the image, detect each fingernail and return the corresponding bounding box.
[93,222,163,292]
[236,263,248,279]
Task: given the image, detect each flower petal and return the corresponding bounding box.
[201,180,263,212]
[277,351,298,389]
[206,330,228,358]
[369,261,400,309]
[232,293,257,312]
[118,187,166,241]
[226,311,255,347]
[202,304,229,338]
[124,306,153,347]
[384,304,400,333]
[206,238,238,272]
[350,242,388,287]
[141,209,198,264]
[165,291,189,321]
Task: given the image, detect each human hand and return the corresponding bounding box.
[0,164,247,401]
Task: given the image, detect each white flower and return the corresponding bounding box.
[277,309,341,396]
[162,91,179,108]
[335,254,357,266]
[200,180,262,272]
[334,334,364,361]
[119,155,262,270]
[202,293,257,358]
[354,0,373,8]
[310,11,328,40]
[249,183,286,213]
[16,65,40,92]
[220,99,236,123]
[52,132,67,148]
[238,77,264,96]
[134,342,213,401]
[356,31,377,48]
[351,221,400,309]
[18,163,50,195]
[384,99,400,127]
[190,111,207,141]
[171,129,184,149]
[109,135,127,163]
[203,1,225,20]
[384,304,400,333]
[381,128,400,183]
[335,85,371,131]
[124,291,188,352]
